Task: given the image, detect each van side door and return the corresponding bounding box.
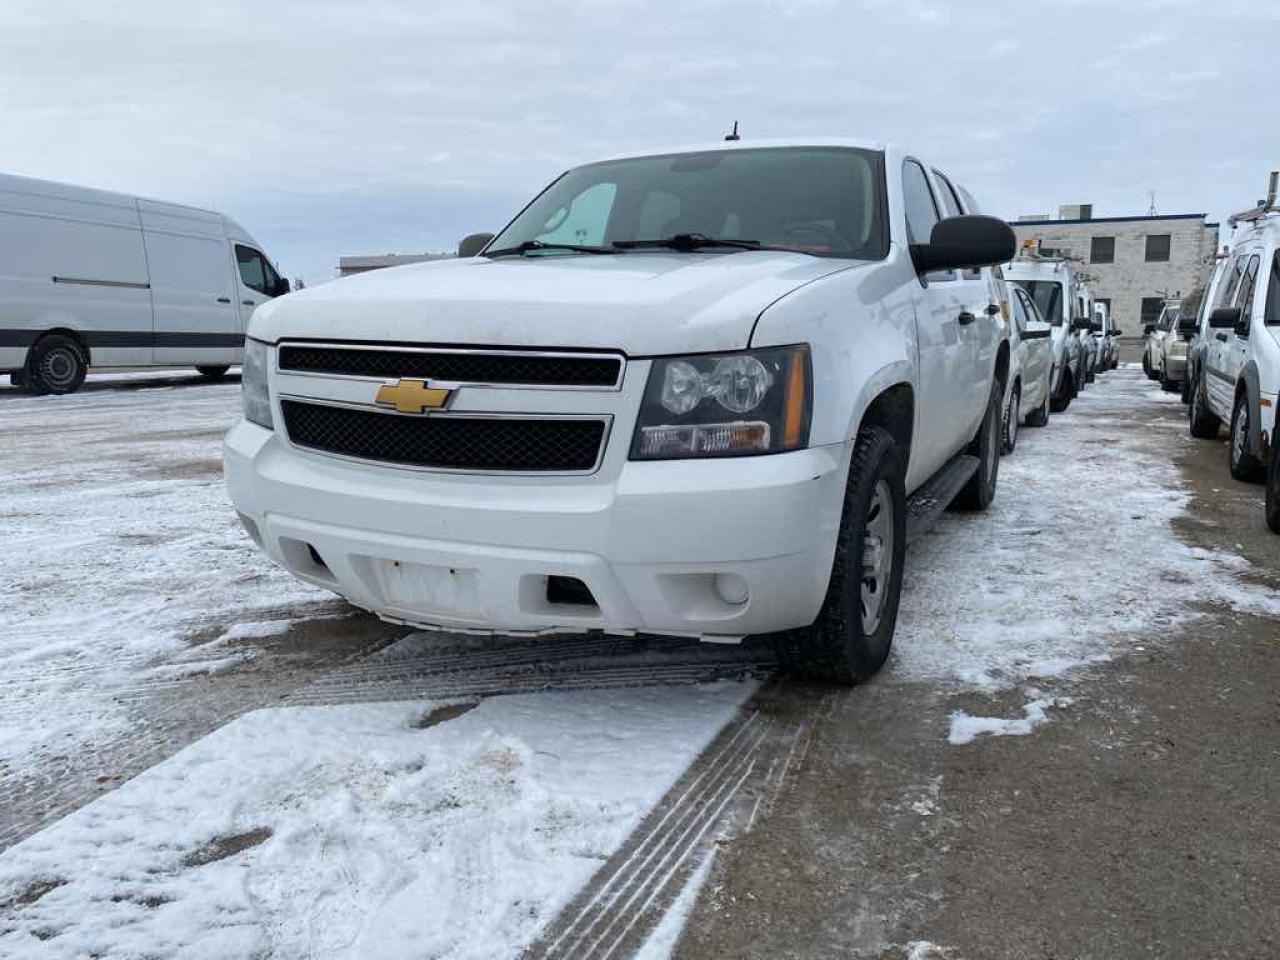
[1015,286,1053,405]
[903,158,967,483]
[1224,252,1261,405]
[1205,254,1246,417]
[139,201,240,366]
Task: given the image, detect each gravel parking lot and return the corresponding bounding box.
[0,365,1276,958]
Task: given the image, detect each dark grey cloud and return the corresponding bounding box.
[2,0,1275,282]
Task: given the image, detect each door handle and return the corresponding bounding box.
[958,311,977,326]
[985,303,1001,316]
[1215,332,1228,342]
[216,297,231,304]
[242,299,255,307]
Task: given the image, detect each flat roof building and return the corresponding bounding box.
[1010,207,1219,335]
[338,253,453,278]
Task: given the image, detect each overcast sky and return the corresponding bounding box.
[3,0,1276,284]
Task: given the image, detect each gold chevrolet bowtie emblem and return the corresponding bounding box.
[374,378,452,414]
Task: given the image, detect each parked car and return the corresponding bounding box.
[1004,255,1085,411]
[1142,300,1179,382]
[1188,172,1279,494]
[1002,282,1055,452]
[0,173,287,394]
[1184,258,1232,404]
[1074,282,1099,383]
[1094,300,1120,371]
[225,139,1016,684]
[1160,286,1206,394]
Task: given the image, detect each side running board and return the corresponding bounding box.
[904,453,979,543]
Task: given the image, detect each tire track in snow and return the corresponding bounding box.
[528,685,831,960]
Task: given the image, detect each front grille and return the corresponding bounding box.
[278,345,622,388]
[280,400,607,472]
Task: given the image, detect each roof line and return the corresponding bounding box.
[1011,213,1209,226]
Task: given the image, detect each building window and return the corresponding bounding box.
[1090,236,1115,263]
[1145,234,1171,262]
[1140,297,1165,328]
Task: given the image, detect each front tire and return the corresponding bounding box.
[1229,393,1264,482]
[773,427,906,685]
[1143,353,1156,380]
[1266,432,1280,535]
[954,379,1002,511]
[1189,376,1220,439]
[1025,386,1050,427]
[1001,381,1020,454]
[1051,369,1073,413]
[26,334,88,395]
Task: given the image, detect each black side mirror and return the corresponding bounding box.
[274,276,291,297]
[1177,316,1198,336]
[1113,329,1123,337]
[1071,318,1091,331]
[458,232,495,257]
[1051,317,1064,327]
[1143,324,1155,336]
[910,215,1016,275]
[1208,306,1241,329]
[1235,316,1252,339]
[1089,322,1102,333]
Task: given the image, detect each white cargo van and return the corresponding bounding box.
[0,173,288,394]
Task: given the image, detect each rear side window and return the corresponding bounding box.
[1235,254,1261,319]
[1214,256,1243,310]
[1009,288,1027,334]
[902,160,940,245]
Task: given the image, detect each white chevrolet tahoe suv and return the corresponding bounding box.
[1189,174,1279,515]
[225,140,1015,683]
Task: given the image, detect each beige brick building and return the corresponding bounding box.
[1010,209,1219,337]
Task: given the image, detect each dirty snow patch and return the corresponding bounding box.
[949,695,1070,745]
[0,683,751,959]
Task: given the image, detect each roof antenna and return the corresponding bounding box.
[724,121,740,142]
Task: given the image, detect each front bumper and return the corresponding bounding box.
[224,422,850,640]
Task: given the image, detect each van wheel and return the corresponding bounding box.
[1266,435,1280,535]
[1229,394,1264,482]
[1142,354,1155,380]
[773,427,905,685]
[1189,376,1220,439]
[196,365,230,379]
[26,334,88,395]
[1050,370,1073,413]
[1001,381,1020,454]
[1025,387,1050,427]
[954,380,1002,511]
[1180,372,1193,404]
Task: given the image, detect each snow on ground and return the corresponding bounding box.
[893,368,1274,696]
[948,695,1069,746]
[0,380,324,775]
[0,684,750,958]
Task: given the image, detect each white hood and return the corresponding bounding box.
[251,252,864,355]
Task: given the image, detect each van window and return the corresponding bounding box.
[1266,252,1280,326]
[1235,254,1261,320]
[236,244,270,294]
[1010,279,1062,325]
[1214,256,1243,310]
[931,170,964,219]
[902,160,939,245]
[1009,289,1028,335]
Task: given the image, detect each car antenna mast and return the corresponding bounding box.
[724,121,740,142]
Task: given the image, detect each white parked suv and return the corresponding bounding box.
[1143,300,1179,382]
[1004,255,1084,412]
[224,139,1016,683]
[1001,281,1055,453]
[1189,174,1279,503]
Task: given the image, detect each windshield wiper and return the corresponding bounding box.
[611,233,814,255]
[485,240,618,258]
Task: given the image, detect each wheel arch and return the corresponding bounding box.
[27,327,92,368]
[855,380,914,462]
[1237,362,1263,454]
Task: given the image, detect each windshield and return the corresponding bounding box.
[1008,279,1063,325]
[1157,306,1179,331]
[488,147,888,259]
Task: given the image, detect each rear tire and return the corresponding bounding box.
[1229,393,1264,483]
[1143,353,1155,380]
[1001,381,1020,454]
[1160,376,1179,393]
[954,379,1002,511]
[1050,369,1073,413]
[1189,376,1220,439]
[26,334,88,395]
[196,365,230,379]
[1180,371,1192,404]
[773,427,906,685]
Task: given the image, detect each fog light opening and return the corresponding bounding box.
[546,575,598,609]
[714,573,749,606]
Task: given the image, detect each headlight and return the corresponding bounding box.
[241,338,274,429]
[630,345,811,460]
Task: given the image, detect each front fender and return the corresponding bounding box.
[1241,361,1263,455]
